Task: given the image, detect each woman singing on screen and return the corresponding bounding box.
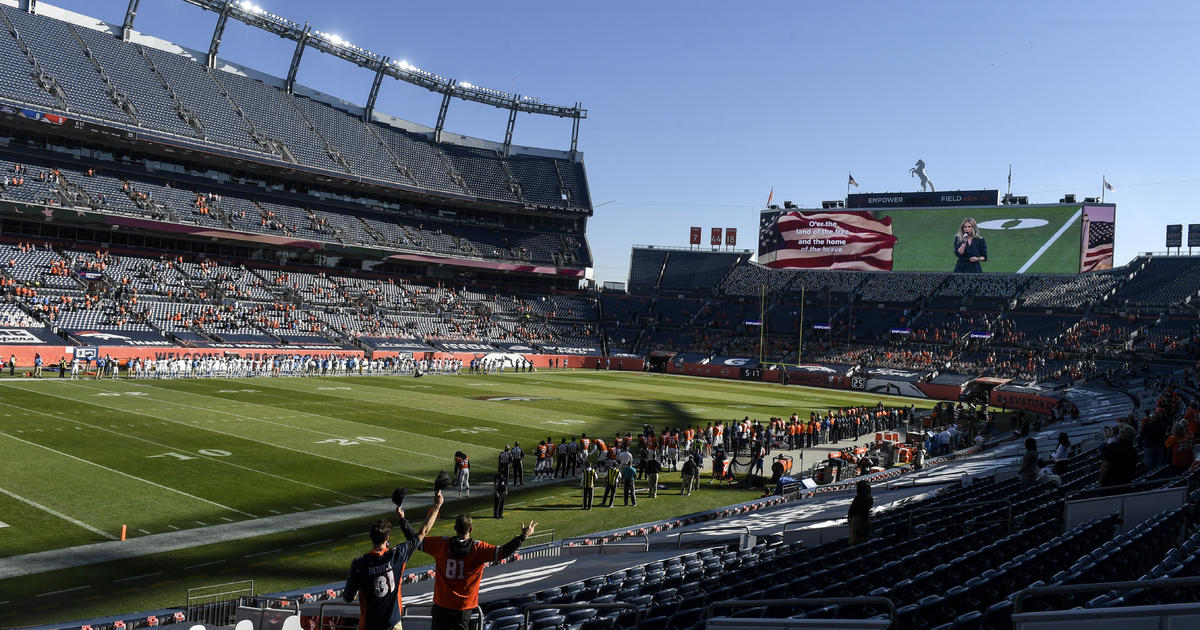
[954,217,987,273]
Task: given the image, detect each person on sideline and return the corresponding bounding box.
[581,461,597,509]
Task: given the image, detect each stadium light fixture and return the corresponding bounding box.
[179,0,586,141]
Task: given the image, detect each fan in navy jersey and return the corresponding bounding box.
[342,490,444,630]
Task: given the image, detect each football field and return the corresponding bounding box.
[0,370,932,625]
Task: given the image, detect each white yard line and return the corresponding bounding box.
[0,432,254,517]
[1,382,426,483]
[184,560,225,570]
[244,548,282,559]
[125,381,454,459]
[36,585,89,597]
[113,571,162,583]
[1017,208,1082,273]
[0,399,362,502]
[0,487,117,540]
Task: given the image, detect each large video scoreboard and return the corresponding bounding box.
[759,191,1115,273]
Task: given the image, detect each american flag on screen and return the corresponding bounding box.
[759,210,898,271]
[1081,206,1115,272]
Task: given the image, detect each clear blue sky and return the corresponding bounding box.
[47,0,1200,284]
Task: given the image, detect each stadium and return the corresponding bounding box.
[0,1,1199,630]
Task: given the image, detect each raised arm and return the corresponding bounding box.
[497,521,538,560]
[415,490,444,543]
[395,507,418,542]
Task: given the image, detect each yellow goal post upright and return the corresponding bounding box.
[758,282,806,369]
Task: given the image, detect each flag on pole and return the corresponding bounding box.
[1103,176,1114,191]
[848,173,858,188]
[1007,164,1012,187]
[766,187,774,207]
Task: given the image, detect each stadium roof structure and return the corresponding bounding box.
[114,0,588,155]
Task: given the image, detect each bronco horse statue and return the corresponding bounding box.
[909,159,935,192]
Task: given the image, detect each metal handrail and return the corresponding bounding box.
[521,528,556,549]
[1013,577,1200,613]
[706,597,897,622]
[238,595,300,612]
[523,602,640,628]
[316,600,365,630]
[676,525,751,549]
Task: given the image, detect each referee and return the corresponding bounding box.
[510,441,524,486]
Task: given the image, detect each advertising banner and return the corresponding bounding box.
[690,226,701,245]
[774,363,854,388]
[0,327,63,344]
[846,190,999,208]
[991,385,1062,414]
[67,329,173,347]
[863,367,925,382]
[360,338,436,352]
[432,341,501,353]
[538,345,604,356]
[495,342,540,353]
[666,361,744,380]
[708,356,761,368]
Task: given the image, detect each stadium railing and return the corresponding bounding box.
[185,580,255,627]
[674,526,751,550]
[780,517,849,548]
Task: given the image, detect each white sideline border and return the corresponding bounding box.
[0,486,117,541]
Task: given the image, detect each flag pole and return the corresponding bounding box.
[797,284,805,365]
[847,172,851,198]
[759,283,766,364]
[1101,176,1105,203]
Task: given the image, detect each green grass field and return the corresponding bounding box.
[879,205,1083,273]
[0,371,933,625]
